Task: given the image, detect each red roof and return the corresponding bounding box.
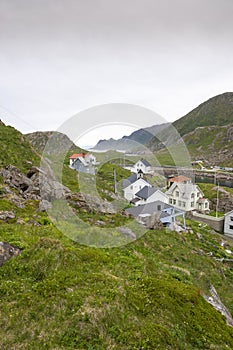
[169,175,191,183]
[69,153,87,159]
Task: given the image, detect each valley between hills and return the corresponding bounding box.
[1,92,233,349]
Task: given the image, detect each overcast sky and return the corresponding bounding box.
[0,0,233,145]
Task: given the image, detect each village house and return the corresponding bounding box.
[167,175,192,188]
[125,200,185,231]
[224,210,233,237]
[122,170,152,201]
[69,153,96,174]
[131,159,152,174]
[131,185,169,206]
[166,178,209,213]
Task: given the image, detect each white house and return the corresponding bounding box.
[131,185,169,206]
[131,159,151,174]
[166,181,209,213]
[69,153,97,174]
[224,210,233,237]
[167,175,192,188]
[122,171,152,201]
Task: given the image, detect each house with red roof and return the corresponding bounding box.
[168,175,192,188]
[69,153,96,174]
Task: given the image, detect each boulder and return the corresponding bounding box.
[0,211,16,220]
[0,242,21,266]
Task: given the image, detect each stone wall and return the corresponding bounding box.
[190,211,224,233]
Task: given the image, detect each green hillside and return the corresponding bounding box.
[2,215,233,349]
[182,123,233,166]
[155,123,233,167]
[148,93,233,165]
[0,120,40,172]
[173,92,233,136]
[1,120,233,348]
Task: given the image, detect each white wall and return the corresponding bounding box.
[132,161,151,174]
[166,184,209,212]
[123,179,151,201]
[224,213,233,236]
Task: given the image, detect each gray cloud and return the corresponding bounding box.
[0,0,232,134]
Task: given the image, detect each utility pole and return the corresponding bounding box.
[114,168,117,194]
[214,170,217,185]
[216,182,219,218]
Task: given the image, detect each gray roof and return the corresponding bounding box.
[125,201,172,218]
[123,173,151,189]
[130,197,141,204]
[135,186,158,200]
[122,173,138,189]
[140,159,151,167]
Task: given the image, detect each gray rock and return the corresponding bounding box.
[39,200,53,212]
[117,227,136,239]
[0,242,21,266]
[0,211,16,220]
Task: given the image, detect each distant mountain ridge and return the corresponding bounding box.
[93,123,169,151]
[93,92,233,153]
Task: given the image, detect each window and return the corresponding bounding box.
[183,202,186,207]
[229,225,233,230]
[130,185,133,189]
[178,201,181,207]
[173,199,176,205]
[205,202,208,208]
[191,193,195,198]
[230,217,233,222]
[197,192,200,197]
[191,202,194,207]
[175,191,179,197]
[157,205,161,211]
[169,198,173,204]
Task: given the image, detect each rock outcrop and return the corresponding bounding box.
[0,211,16,220]
[0,242,21,267]
[0,164,116,215]
[203,285,233,327]
[211,186,233,213]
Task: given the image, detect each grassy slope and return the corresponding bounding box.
[2,122,233,348]
[1,217,233,349]
[154,123,233,167]
[0,121,40,172]
[173,92,233,136]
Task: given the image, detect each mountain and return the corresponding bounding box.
[148,92,233,152]
[155,123,233,167]
[182,123,233,166]
[26,131,82,155]
[0,119,40,172]
[173,92,233,136]
[93,123,169,151]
